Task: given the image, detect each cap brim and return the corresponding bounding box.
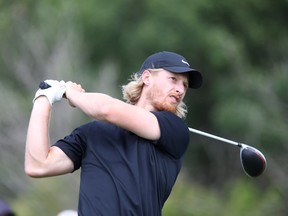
[163,66,203,89]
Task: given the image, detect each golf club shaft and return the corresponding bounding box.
[188,127,242,147]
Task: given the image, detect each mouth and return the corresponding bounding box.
[168,95,180,104]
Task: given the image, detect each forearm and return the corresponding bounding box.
[25,97,51,175]
[66,91,115,120]
[66,91,160,140]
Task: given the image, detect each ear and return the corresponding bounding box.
[141,70,151,85]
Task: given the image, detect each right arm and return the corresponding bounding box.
[25,96,74,178]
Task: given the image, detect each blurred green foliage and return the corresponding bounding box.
[0,0,287,215]
[163,176,283,216]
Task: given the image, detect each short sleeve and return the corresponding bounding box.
[53,126,87,171]
[152,111,189,159]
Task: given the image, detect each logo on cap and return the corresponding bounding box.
[181,59,190,66]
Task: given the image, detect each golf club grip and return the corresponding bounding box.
[39,81,51,89]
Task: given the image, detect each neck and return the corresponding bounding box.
[135,96,156,112]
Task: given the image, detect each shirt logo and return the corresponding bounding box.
[181,59,190,66]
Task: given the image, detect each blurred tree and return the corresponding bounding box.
[0,0,287,215]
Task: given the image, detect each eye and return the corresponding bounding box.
[183,82,188,89]
[169,76,177,81]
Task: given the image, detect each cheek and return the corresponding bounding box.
[150,83,164,96]
[156,83,170,95]
[146,85,165,104]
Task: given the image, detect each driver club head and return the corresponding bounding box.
[240,144,267,177]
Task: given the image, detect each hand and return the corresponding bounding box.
[33,80,66,106]
[64,81,85,107]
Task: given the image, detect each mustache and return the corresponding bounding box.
[168,93,181,102]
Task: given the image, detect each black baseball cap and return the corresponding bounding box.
[139,51,203,89]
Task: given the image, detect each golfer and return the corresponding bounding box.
[25,51,202,215]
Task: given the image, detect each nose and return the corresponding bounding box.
[175,83,186,95]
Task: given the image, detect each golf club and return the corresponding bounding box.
[188,127,267,177]
[39,81,51,89]
[38,81,267,177]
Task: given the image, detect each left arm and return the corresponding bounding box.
[64,82,160,141]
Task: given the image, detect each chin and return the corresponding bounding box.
[155,102,177,113]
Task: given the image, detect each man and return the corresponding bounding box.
[25,51,202,215]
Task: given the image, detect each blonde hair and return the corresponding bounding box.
[122,69,188,118]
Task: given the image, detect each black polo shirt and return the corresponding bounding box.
[54,111,189,216]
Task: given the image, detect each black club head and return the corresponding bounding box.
[240,145,267,177]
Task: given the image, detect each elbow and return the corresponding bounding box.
[25,163,46,178]
[25,166,39,178]
[25,169,37,178]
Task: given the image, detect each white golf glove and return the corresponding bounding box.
[33,80,66,106]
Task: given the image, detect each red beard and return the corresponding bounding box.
[153,99,177,113]
[146,85,178,113]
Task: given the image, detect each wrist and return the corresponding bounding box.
[65,91,80,108]
[33,96,51,108]
[31,98,51,121]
